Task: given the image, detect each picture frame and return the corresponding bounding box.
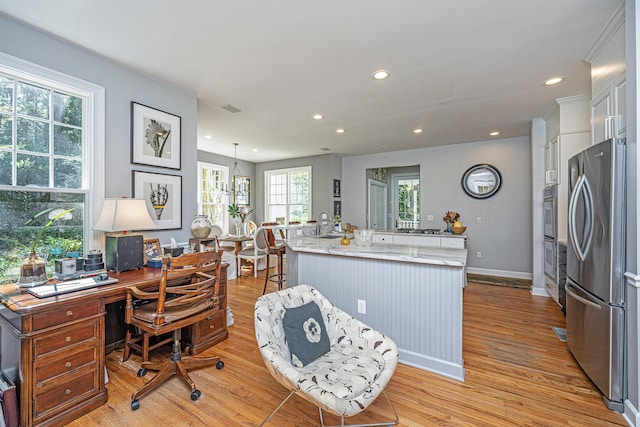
[333,179,341,198]
[234,176,251,207]
[131,101,181,170]
[143,238,162,263]
[334,200,341,218]
[132,170,182,230]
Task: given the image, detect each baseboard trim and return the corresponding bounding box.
[466,267,532,280]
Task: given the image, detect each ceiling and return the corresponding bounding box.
[0,0,623,163]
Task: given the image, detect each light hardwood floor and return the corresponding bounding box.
[69,273,627,426]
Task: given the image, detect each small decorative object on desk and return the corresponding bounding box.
[443,211,460,233]
[191,214,212,239]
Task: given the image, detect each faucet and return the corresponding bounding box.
[316,211,333,235]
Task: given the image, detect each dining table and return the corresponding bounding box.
[218,234,254,276]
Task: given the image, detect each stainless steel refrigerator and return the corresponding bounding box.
[566,137,626,412]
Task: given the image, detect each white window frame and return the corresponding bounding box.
[0,52,105,252]
[264,166,312,224]
[197,161,229,232]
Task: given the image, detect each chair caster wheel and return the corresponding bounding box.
[137,368,147,377]
[191,389,201,401]
[216,360,224,369]
[131,399,140,410]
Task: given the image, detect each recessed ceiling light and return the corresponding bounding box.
[313,114,324,120]
[490,131,500,136]
[252,148,258,152]
[204,135,213,139]
[336,128,345,134]
[413,128,423,134]
[543,76,564,86]
[372,70,390,80]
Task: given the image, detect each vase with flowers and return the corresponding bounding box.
[227,204,254,236]
[442,211,460,233]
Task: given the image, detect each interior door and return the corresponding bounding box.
[367,179,387,230]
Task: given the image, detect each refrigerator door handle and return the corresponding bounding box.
[566,282,602,310]
[569,175,586,261]
[582,177,595,258]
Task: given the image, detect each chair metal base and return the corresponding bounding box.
[260,390,398,427]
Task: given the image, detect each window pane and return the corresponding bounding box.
[0,151,11,185]
[17,153,49,186]
[0,113,12,149]
[0,76,13,113]
[54,158,82,189]
[16,81,49,119]
[0,190,84,284]
[53,92,82,126]
[17,117,49,153]
[54,125,82,157]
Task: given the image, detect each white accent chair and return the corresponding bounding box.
[254,284,399,426]
[237,226,268,278]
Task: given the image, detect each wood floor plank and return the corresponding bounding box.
[68,273,627,426]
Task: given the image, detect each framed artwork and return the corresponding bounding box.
[333,179,341,197]
[131,102,181,170]
[143,238,162,263]
[234,176,251,207]
[334,200,341,218]
[132,170,182,230]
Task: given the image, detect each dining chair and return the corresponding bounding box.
[237,226,268,278]
[124,251,225,410]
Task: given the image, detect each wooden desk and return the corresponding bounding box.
[0,264,228,427]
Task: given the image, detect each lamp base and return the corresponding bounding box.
[105,234,144,272]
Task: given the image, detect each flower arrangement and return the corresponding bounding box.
[442,211,460,224]
[227,204,254,223]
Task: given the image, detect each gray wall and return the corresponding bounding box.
[342,136,532,277]
[254,153,342,223]
[0,14,199,247]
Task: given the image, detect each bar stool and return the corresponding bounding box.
[261,223,286,294]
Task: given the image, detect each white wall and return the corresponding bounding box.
[0,14,199,247]
[342,136,532,277]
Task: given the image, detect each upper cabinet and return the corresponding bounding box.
[585,5,626,143]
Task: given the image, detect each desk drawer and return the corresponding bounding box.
[35,344,97,385]
[34,321,98,357]
[34,368,99,420]
[32,300,101,330]
[194,310,225,342]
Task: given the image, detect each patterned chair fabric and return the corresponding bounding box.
[254,284,398,418]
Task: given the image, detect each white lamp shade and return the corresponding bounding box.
[93,198,156,232]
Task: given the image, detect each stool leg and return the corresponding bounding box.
[277,252,284,290]
[262,253,270,295]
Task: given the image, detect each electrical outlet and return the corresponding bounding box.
[476,216,482,224]
[357,299,366,314]
[476,251,482,258]
[427,215,434,221]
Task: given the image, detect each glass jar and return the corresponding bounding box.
[18,251,47,286]
[191,215,213,239]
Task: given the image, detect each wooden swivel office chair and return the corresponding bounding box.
[124,251,225,410]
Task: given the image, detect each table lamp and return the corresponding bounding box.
[94,198,156,272]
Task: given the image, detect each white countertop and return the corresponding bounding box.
[375,230,468,239]
[286,236,467,267]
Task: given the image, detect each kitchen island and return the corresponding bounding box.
[286,236,467,381]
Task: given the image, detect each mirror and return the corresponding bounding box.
[233,176,251,206]
[366,165,420,230]
[461,164,502,199]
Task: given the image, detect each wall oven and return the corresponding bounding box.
[543,186,556,239]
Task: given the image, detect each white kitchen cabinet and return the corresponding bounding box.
[585,5,625,143]
[393,234,440,247]
[441,237,465,249]
[373,234,392,244]
[544,136,558,186]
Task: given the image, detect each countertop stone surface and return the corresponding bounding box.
[286,236,467,267]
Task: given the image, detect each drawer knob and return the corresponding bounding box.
[206,316,212,321]
[209,325,214,329]
[65,389,71,395]
[66,310,73,316]
[65,336,71,342]
[65,361,72,368]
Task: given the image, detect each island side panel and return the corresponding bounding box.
[295,251,465,381]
